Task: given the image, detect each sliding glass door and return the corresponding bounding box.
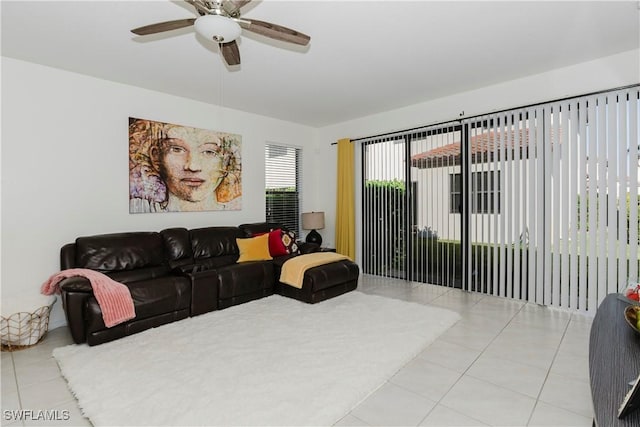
[360,86,639,313]
[362,136,409,279]
[409,126,463,287]
[361,125,463,287]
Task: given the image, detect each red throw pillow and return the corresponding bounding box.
[252,228,298,256]
[267,229,288,257]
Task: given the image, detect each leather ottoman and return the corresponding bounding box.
[273,258,359,303]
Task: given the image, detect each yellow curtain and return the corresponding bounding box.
[335,138,355,260]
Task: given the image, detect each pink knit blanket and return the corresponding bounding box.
[41,268,136,328]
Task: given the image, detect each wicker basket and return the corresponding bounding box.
[1,297,56,351]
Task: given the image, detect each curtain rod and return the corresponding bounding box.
[330,83,639,145]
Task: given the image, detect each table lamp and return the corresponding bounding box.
[301,211,325,245]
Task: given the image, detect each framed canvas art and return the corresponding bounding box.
[129,117,242,213]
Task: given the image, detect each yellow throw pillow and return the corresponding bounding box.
[236,234,273,263]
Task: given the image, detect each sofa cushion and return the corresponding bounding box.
[217,262,275,299]
[160,227,194,269]
[75,232,164,272]
[108,266,171,284]
[192,255,238,271]
[85,275,191,332]
[302,260,360,292]
[239,222,283,237]
[190,227,244,259]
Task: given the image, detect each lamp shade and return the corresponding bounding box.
[194,15,242,43]
[301,212,325,230]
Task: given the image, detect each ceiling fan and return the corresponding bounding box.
[131,0,310,66]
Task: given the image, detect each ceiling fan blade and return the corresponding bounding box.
[222,0,252,16]
[220,40,241,66]
[131,19,196,36]
[240,18,310,46]
[185,0,208,16]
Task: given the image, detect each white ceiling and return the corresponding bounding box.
[2,1,638,127]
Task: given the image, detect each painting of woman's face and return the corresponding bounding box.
[158,127,226,203]
[128,117,242,213]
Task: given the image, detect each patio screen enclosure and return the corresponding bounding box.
[360,86,640,312]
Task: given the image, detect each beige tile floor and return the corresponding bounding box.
[1,274,594,426]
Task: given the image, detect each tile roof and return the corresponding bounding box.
[411,128,536,169]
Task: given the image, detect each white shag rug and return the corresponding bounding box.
[53,292,460,426]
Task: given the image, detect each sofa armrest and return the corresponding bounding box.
[182,269,220,316]
[298,242,320,254]
[59,276,93,293]
[59,277,94,344]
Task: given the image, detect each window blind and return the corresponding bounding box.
[265,144,301,234]
[463,88,640,311]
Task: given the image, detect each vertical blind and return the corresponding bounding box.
[410,125,463,288]
[361,136,410,279]
[265,144,301,234]
[360,86,639,313]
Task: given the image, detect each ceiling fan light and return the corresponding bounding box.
[194,15,241,43]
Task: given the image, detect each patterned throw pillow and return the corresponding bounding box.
[280,230,299,255]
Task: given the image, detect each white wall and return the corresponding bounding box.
[1,57,318,328]
[2,49,638,329]
[316,49,640,253]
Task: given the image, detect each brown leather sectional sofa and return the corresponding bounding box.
[58,222,359,346]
